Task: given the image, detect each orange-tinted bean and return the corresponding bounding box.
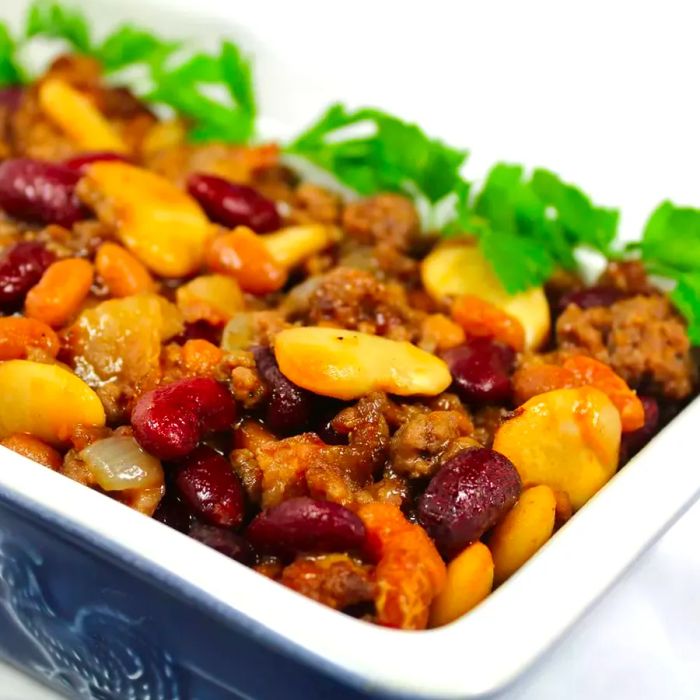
[358,502,446,630]
[182,339,224,376]
[512,363,577,405]
[1,433,62,470]
[553,489,573,527]
[206,226,287,294]
[0,317,59,360]
[451,294,526,351]
[420,313,466,352]
[562,355,645,432]
[95,242,155,297]
[25,258,94,328]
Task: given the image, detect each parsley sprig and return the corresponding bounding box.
[1,0,256,143]
[450,164,619,293]
[287,103,468,204]
[638,202,700,343]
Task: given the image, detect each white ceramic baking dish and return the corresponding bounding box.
[2,1,700,698]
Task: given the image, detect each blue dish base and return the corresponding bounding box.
[0,493,380,700]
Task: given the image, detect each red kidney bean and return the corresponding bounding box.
[0,158,87,227]
[62,151,129,175]
[187,173,281,233]
[620,395,660,461]
[252,345,312,435]
[557,286,626,313]
[131,377,236,460]
[0,86,23,112]
[0,241,56,308]
[442,338,515,405]
[174,446,245,528]
[417,447,521,559]
[153,494,193,533]
[247,497,366,558]
[188,522,255,565]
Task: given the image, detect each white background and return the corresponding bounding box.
[1,0,700,697]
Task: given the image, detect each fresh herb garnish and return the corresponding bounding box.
[639,201,700,342]
[96,25,179,73]
[442,163,618,293]
[146,41,256,143]
[0,22,23,87]
[288,103,468,203]
[25,0,91,53]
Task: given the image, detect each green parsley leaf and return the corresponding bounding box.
[479,227,555,295]
[97,25,179,73]
[0,22,24,87]
[288,103,468,203]
[146,42,256,143]
[459,163,565,292]
[638,201,700,339]
[670,272,700,344]
[25,0,91,54]
[640,200,700,272]
[445,163,621,293]
[530,168,618,254]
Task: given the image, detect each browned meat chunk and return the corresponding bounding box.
[598,261,655,294]
[281,554,375,611]
[306,266,420,341]
[342,193,419,252]
[472,406,509,448]
[291,183,341,224]
[390,410,472,479]
[556,295,695,399]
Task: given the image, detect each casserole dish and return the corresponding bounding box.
[2,1,700,698]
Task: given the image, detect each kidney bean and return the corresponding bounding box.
[131,377,236,460]
[0,86,23,112]
[620,395,660,461]
[557,286,626,313]
[442,338,515,405]
[252,345,312,435]
[62,151,129,175]
[187,173,281,233]
[417,447,521,559]
[174,446,245,528]
[189,521,255,565]
[153,494,193,533]
[247,497,366,558]
[0,158,87,227]
[0,242,55,308]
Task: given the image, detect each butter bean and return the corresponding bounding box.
[421,240,550,350]
[77,162,214,277]
[488,485,557,584]
[429,542,494,627]
[0,360,105,445]
[262,224,340,268]
[493,386,621,510]
[39,78,127,153]
[274,326,451,400]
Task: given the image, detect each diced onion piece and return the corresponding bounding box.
[221,312,256,352]
[80,436,164,492]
